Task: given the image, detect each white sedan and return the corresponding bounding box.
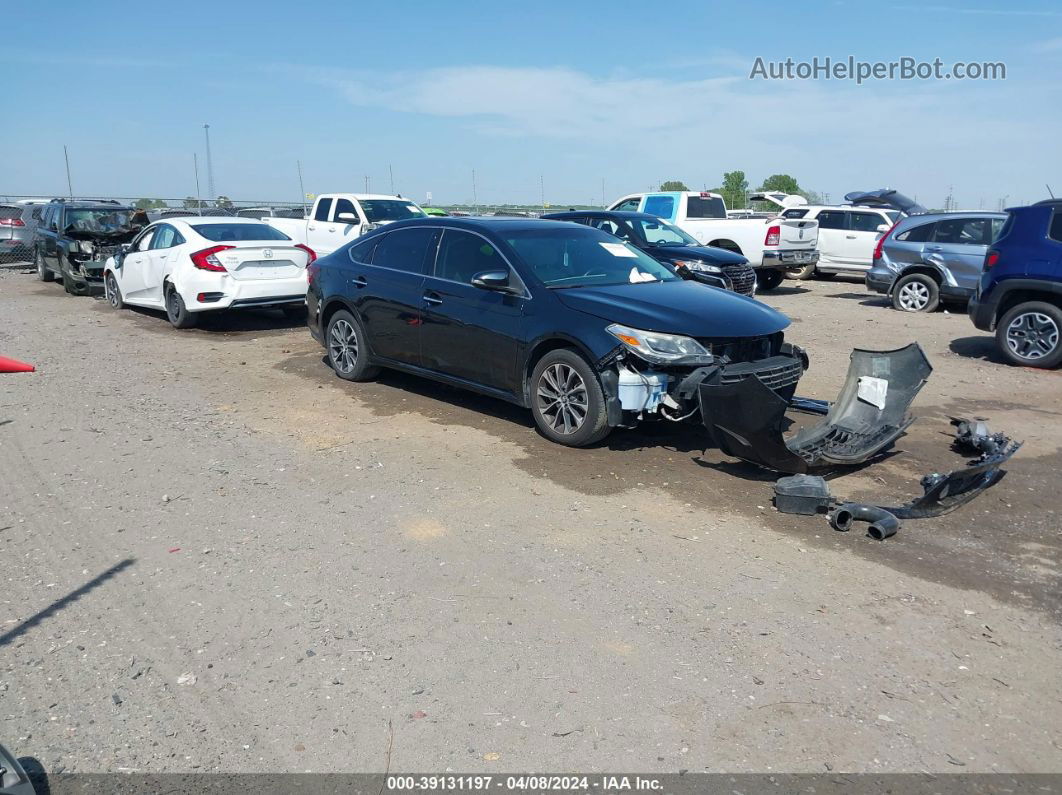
[103,217,315,328]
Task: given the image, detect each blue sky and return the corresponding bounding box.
[2,0,1060,208]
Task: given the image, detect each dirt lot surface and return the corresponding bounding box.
[2,265,1061,775]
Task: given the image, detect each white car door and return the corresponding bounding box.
[305,198,334,255]
[144,223,184,304]
[843,211,890,269]
[328,197,364,251]
[116,226,156,302]
[812,209,847,267]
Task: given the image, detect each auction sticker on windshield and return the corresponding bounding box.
[599,242,636,257]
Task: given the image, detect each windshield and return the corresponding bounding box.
[65,208,133,233]
[191,223,292,242]
[634,218,698,246]
[360,200,425,223]
[506,226,679,288]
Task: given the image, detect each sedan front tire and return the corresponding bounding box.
[530,349,610,447]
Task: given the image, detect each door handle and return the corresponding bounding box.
[423,292,443,306]
[351,276,367,288]
[925,245,942,251]
[328,227,335,232]
[308,225,316,230]
[845,234,857,239]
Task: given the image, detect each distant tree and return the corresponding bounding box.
[134,198,167,209]
[758,174,803,196]
[716,170,749,209]
[215,195,233,209]
[659,180,690,191]
[183,196,205,209]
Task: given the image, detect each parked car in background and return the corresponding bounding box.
[103,217,314,329]
[0,204,42,262]
[265,193,426,257]
[776,204,899,279]
[542,210,757,296]
[307,217,804,447]
[147,207,235,221]
[866,212,1005,312]
[422,207,449,216]
[969,199,1062,368]
[33,199,136,294]
[607,191,818,291]
[235,206,306,220]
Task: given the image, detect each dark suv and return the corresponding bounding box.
[307,217,804,447]
[969,199,1062,368]
[33,199,137,294]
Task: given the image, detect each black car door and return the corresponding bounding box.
[351,226,437,365]
[40,205,60,269]
[420,228,527,394]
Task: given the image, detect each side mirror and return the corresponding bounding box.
[336,212,359,224]
[876,224,891,233]
[120,243,132,253]
[471,270,516,293]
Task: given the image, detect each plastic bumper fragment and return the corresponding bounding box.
[699,343,933,473]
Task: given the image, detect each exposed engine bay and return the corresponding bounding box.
[65,228,136,280]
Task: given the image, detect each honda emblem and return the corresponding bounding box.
[263,249,274,259]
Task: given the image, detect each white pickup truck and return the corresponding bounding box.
[608,190,819,290]
[264,193,426,257]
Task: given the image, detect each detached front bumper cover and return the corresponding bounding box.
[700,343,933,473]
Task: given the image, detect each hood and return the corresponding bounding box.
[843,189,927,215]
[647,243,748,266]
[554,280,789,337]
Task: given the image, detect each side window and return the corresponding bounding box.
[611,197,641,212]
[150,222,181,248]
[588,217,620,236]
[313,199,333,222]
[134,229,155,251]
[47,207,59,231]
[816,210,846,230]
[31,207,43,221]
[434,230,506,284]
[643,195,675,219]
[991,217,1005,242]
[933,218,992,246]
[370,227,436,274]
[1048,212,1062,243]
[848,212,885,233]
[333,198,357,223]
[896,222,935,243]
[348,236,378,263]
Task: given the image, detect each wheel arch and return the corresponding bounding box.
[520,335,605,407]
[708,239,743,255]
[996,289,1062,323]
[320,296,363,333]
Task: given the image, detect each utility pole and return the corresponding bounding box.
[389,163,395,195]
[364,175,370,193]
[540,174,545,210]
[297,160,306,215]
[63,145,73,198]
[472,169,478,211]
[194,153,202,208]
[601,177,605,207]
[203,124,215,201]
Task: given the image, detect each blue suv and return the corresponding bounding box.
[969,199,1062,368]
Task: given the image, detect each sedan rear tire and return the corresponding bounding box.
[756,270,785,291]
[996,301,1062,369]
[530,349,610,447]
[326,310,380,382]
[105,272,124,310]
[165,287,198,329]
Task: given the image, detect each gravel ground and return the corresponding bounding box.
[1,264,1061,775]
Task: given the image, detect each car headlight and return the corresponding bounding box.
[672,259,722,274]
[606,323,714,365]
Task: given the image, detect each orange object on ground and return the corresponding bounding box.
[0,356,35,373]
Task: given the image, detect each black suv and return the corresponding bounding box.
[33,199,137,294]
[307,217,804,447]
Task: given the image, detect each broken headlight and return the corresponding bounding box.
[671,259,722,274]
[606,323,714,366]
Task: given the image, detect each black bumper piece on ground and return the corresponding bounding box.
[699,343,933,473]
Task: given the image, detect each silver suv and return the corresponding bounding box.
[866,212,1005,312]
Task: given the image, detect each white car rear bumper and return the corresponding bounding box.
[178,273,307,312]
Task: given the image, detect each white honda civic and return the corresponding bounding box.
[102,217,315,329]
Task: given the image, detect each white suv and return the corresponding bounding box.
[778,205,899,279]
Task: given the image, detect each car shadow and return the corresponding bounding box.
[96,299,307,335]
[949,334,1007,364]
[820,290,892,308]
[761,284,809,297]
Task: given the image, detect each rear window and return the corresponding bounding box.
[685,195,726,219]
[1050,211,1062,243]
[0,206,21,220]
[191,223,292,242]
[781,209,809,218]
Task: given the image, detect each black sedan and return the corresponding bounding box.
[307,218,803,447]
[543,210,757,296]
